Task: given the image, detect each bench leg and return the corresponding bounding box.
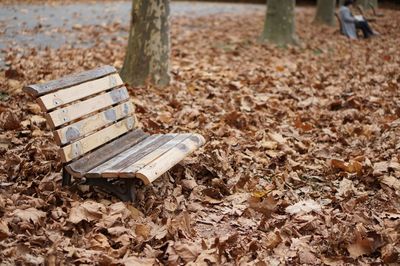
[81,178,137,202]
[62,166,72,186]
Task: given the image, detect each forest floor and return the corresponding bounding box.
[0,4,400,265]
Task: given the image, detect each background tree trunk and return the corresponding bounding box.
[121,0,171,87]
[370,0,379,8]
[261,0,298,46]
[314,0,336,26]
[357,0,378,9]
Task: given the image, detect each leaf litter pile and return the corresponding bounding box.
[0,6,400,265]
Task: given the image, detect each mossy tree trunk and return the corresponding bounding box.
[357,0,378,9]
[261,0,298,46]
[121,0,171,87]
[314,0,336,26]
[370,0,378,8]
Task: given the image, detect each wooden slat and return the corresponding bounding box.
[23,65,117,97]
[114,134,192,178]
[37,73,123,111]
[136,134,205,184]
[100,134,180,178]
[54,101,134,145]
[85,134,164,178]
[59,117,135,162]
[46,87,129,128]
[65,129,148,177]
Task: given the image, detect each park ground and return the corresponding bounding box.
[0,2,400,265]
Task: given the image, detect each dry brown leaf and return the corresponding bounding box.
[0,134,11,150]
[107,226,129,237]
[135,224,151,240]
[285,199,321,215]
[0,110,21,130]
[248,194,277,216]
[126,204,144,220]
[330,159,363,174]
[68,201,106,224]
[381,244,399,263]
[0,219,10,240]
[299,249,319,264]
[268,132,286,144]
[157,111,173,123]
[27,103,41,114]
[264,230,282,249]
[11,207,46,224]
[347,225,375,258]
[336,178,357,198]
[89,233,111,251]
[379,175,400,190]
[30,115,47,128]
[172,242,202,263]
[373,161,389,176]
[120,256,155,266]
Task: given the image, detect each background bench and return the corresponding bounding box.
[23,65,205,201]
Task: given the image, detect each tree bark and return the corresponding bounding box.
[357,0,378,9]
[369,0,378,8]
[314,0,336,26]
[121,0,171,87]
[261,0,298,46]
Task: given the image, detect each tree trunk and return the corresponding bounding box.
[314,0,336,26]
[357,0,378,9]
[261,0,298,46]
[121,0,171,87]
[369,0,378,8]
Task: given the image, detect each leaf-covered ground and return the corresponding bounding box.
[0,5,399,265]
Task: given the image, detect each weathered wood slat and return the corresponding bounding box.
[23,65,117,97]
[54,101,134,145]
[65,129,148,177]
[135,134,205,184]
[37,73,123,111]
[59,117,135,162]
[100,134,180,178]
[85,134,163,178]
[46,87,130,128]
[115,134,192,178]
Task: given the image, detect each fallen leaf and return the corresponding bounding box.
[264,230,282,249]
[68,201,106,224]
[268,132,286,144]
[336,178,357,198]
[347,225,375,258]
[379,175,400,190]
[120,256,155,266]
[330,159,363,174]
[11,208,46,224]
[135,224,151,240]
[0,220,10,240]
[89,233,110,251]
[285,199,321,215]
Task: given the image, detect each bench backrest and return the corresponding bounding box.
[24,66,137,163]
[334,12,343,34]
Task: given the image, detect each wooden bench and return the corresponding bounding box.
[334,12,344,35]
[334,11,364,38]
[23,65,205,201]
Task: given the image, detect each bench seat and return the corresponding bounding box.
[23,66,205,201]
[69,130,204,184]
